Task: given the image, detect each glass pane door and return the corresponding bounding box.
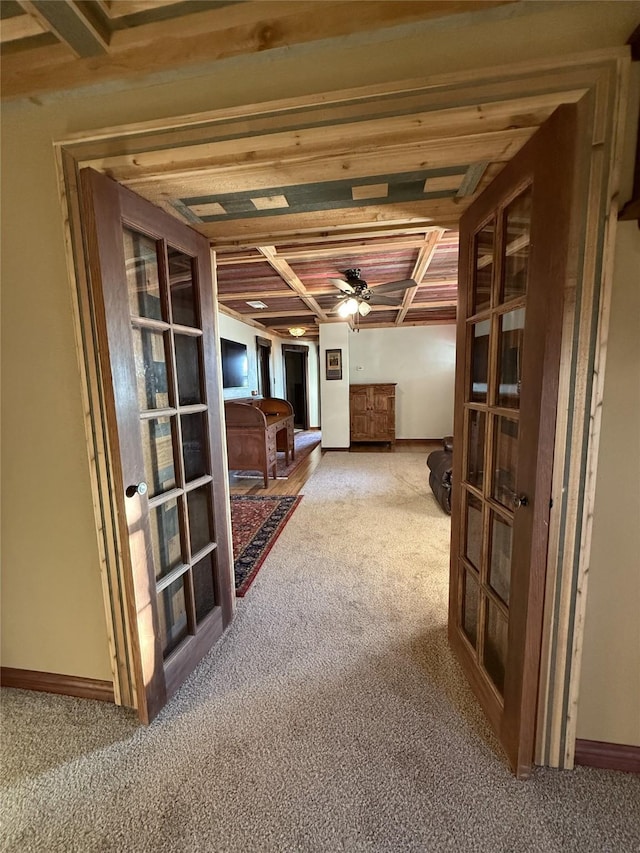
[124,230,221,662]
[81,168,234,724]
[449,104,584,778]
[458,186,532,699]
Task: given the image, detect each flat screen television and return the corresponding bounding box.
[220,338,249,389]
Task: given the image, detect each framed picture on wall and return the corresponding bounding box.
[325,348,342,380]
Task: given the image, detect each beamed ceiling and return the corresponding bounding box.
[4,1,605,338]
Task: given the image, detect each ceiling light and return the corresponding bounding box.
[246,300,268,309]
[358,301,372,317]
[338,297,361,318]
[337,300,352,318]
[288,327,306,337]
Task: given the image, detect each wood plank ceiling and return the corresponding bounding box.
[4,0,586,338]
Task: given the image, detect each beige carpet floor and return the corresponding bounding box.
[2,452,639,852]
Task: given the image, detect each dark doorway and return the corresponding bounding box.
[256,336,272,397]
[282,344,309,430]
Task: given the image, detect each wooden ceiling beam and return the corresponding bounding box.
[217,289,297,301]
[17,1,109,58]
[258,246,329,322]
[215,236,436,265]
[118,127,531,192]
[407,300,458,310]
[103,0,183,18]
[246,309,315,319]
[396,229,445,324]
[89,92,574,183]
[1,1,511,100]
[212,224,439,253]
[201,200,461,247]
[0,13,45,42]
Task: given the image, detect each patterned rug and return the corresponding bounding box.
[230,495,302,596]
[230,430,321,480]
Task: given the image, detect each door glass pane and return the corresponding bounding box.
[132,328,170,411]
[168,247,198,328]
[193,552,218,623]
[493,417,519,509]
[464,492,483,571]
[175,334,203,406]
[123,228,163,321]
[157,575,188,658]
[501,188,532,302]
[187,485,214,556]
[470,320,490,403]
[462,569,479,649]
[472,221,494,314]
[141,416,176,498]
[182,413,208,482]
[149,498,183,581]
[466,409,486,489]
[498,309,524,409]
[489,512,512,605]
[484,600,508,695]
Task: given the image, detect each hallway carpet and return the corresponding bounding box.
[2,453,639,852]
[231,495,302,596]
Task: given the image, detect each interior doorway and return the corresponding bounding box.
[56,52,625,771]
[256,335,272,397]
[282,344,309,430]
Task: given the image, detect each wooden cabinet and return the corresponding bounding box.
[349,383,396,445]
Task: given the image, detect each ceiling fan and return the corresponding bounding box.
[329,268,415,318]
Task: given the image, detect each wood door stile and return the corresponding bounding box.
[80,168,234,723]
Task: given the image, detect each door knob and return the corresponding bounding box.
[513,494,529,509]
[126,482,148,498]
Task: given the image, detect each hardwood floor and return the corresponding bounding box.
[228,443,325,496]
[227,439,441,496]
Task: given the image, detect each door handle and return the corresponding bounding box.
[513,494,529,509]
[126,482,148,498]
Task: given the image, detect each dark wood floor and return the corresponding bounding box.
[228,439,440,496]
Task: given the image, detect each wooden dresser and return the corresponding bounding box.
[224,397,295,488]
[349,383,397,446]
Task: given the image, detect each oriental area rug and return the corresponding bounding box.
[230,430,321,480]
[230,494,302,596]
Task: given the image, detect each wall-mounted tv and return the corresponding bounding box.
[220,338,249,389]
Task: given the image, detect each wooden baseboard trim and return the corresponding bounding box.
[574,739,640,774]
[321,446,350,451]
[395,438,443,445]
[1,667,115,703]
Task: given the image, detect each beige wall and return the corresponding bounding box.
[576,66,640,747]
[1,3,638,709]
[576,221,640,747]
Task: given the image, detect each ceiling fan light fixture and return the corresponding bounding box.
[288,326,306,337]
[358,301,371,317]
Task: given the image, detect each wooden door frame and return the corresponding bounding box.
[281,343,310,430]
[54,49,629,766]
[256,335,273,397]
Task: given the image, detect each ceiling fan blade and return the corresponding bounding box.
[329,298,347,314]
[368,295,404,307]
[328,278,355,294]
[369,278,417,295]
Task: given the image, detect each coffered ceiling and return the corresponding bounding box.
[8,2,612,339]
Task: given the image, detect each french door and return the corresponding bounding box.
[449,102,588,777]
[81,168,234,723]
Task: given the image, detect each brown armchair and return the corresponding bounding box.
[426,436,453,514]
